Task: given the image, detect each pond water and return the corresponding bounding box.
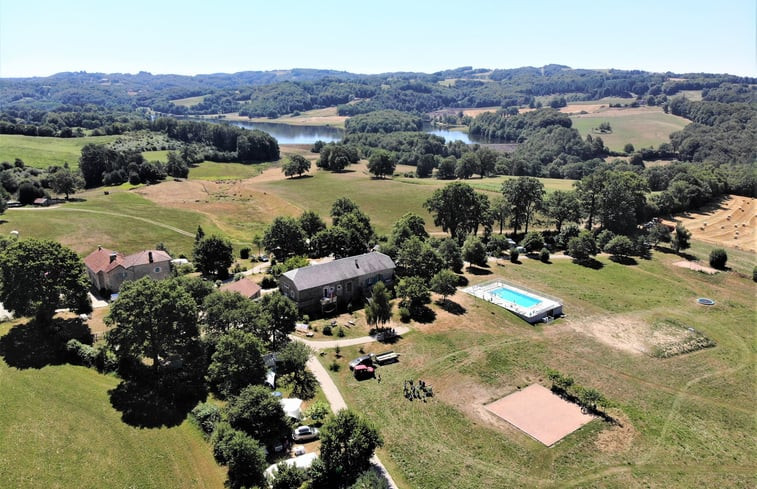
[197,118,499,145]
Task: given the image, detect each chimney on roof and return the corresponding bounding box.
[98,245,102,251]
[355,259,359,269]
[148,251,154,263]
[109,253,117,263]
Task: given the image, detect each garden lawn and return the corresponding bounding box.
[0,322,225,489]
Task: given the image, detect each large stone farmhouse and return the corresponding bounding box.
[84,246,172,294]
[279,252,395,313]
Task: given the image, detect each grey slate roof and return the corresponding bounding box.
[282,252,395,290]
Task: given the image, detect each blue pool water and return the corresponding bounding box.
[491,286,542,308]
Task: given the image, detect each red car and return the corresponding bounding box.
[353,364,375,379]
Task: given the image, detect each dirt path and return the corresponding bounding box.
[304,348,400,489]
[291,325,410,350]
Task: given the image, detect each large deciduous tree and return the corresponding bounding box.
[225,385,291,448]
[263,216,307,261]
[367,149,397,179]
[424,182,480,241]
[462,235,487,267]
[501,176,545,234]
[544,190,581,232]
[431,269,459,305]
[310,410,384,489]
[298,210,327,238]
[0,239,90,324]
[365,282,392,328]
[282,154,311,178]
[672,223,691,253]
[49,168,84,199]
[259,291,298,350]
[106,277,200,377]
[207,329,267,399]
[395,236,443,282]
[211,422,268,489]
[193,235,234,279]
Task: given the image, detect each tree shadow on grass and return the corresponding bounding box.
[410,305,436,324]
[0,317,92,369]
[609,256,638,266]
[109,375,206,428]
[437,299,466,315]
[466,265,492,275]
[572,258,604,270]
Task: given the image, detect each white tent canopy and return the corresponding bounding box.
[280,398,303,420]
[265,452,317,479]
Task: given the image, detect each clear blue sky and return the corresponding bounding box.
[1,0,754,77]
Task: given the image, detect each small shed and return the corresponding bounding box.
[280,398,303,420]
[220,277,262,299]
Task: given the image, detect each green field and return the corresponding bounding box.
[189,161,268,181]
[570,108,689,152]
[171,95,207,107]
[322,251,756,488]
[3,190,224,258]
[0,134,119,170]
[0,323,225,489]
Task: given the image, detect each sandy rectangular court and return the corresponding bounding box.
[485,384,594,446]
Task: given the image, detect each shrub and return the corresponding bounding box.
[305,400,330,423]
[322,324,333,336]
[95,344,118,373]
[240,247,251,260]
[260,275,277,289]
[753,266,757,282]
[329,360,340,372]
[596,230,615,251]
[337,327,345,338]
[509,247,519,263]
[192,402,221,436]
[398,306,411,322]
[66,339,98,367]
[539,247,550,263]
[520,231,544,253]
[709,248,728,269]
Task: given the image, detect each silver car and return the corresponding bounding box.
[292,425,320,442]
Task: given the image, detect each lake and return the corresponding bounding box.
[210,119,496,145]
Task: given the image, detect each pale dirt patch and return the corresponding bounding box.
[663,195,756,253]
[461,107,499,117]
[564,314,695,356]
[673,261,718,274]
[570,106,663,118]
[595,412,636,454]
[485,384,595,446]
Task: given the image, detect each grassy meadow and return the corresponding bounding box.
[320,250,756,488]
[0,134,120,170]
[0,323,225,489]
[171,95,208,107]
[570,108,689,152]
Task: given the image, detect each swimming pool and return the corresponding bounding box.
[490,286,542,308]
[463,280,563,324]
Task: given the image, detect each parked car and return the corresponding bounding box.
[292,425,320,442]
[348,354,373,371]
[353,364,375,380]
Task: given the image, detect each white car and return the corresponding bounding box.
[292,425,320,442]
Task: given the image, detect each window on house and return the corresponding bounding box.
[154,267,161,273]
[346,282,352,293]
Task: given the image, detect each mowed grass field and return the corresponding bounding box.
[321,250,756,488]
[570,107,689,152]
[0,134,119,170]
[170,95,207,107]
[3,189,225,258]
[0,323,225,489]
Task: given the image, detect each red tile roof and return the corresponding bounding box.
[84,248,171,273]
[220,278,262,298]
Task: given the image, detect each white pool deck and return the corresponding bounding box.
[463,280,563,323]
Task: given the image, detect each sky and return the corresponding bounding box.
[0,0,754,78]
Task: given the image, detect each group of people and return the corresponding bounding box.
[403,379,433,402]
